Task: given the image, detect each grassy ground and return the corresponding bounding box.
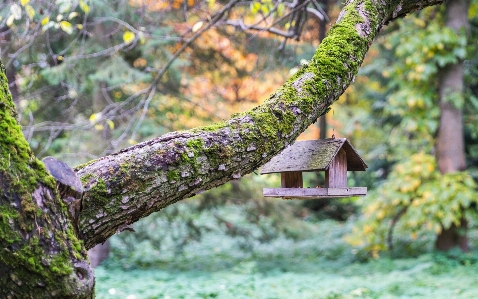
[94,219,478,299]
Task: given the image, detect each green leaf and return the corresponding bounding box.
[277,3,285,16]
[58,3,71,14]
[470,2,478,18]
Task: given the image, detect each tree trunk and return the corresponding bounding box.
[435,0,470,252]
[0,0,445,297]
[318,0,329,141]
[0,65,94,298]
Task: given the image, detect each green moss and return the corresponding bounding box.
[167,169,180,182]
[50,252,73,275]
[186,138,204,151]
[203,143,233,168]
[94,178,107,193]
[74,158,99,172]
[190,121,227,133]
[120,162,130,174]
[79,172,93,184]
[0,206,20,244]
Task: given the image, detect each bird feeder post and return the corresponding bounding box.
[325,148,347,188]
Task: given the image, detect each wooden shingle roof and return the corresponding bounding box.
[260,138,367,174]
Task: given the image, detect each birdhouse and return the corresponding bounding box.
[261,138,368,199]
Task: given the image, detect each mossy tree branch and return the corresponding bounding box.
[75,0,445,250]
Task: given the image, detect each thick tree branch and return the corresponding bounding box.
[75,0,445,250]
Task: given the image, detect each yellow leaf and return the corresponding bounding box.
[427,164,435,173]
[76,24,83,30]
[105,119,115,130]
[277,3,285,16]
[21,0,30,6]
[191,21,203,33]
[94,124,104,131]
[128,139,137,145]
[139,32,146,44]
[89,113,101,123]
[123,31,135,44]
[207,0,215,9]
[41,17,49,26]
[25,5,35,20]
[250,2,261,14]
[79,0,90,14]
[68,12,79,20]
[434,224,442,234]
[56,14,64,22]
[57,55,64,61]
[60,21,73,34]
[363,224,372,234]
[6,15,15,27]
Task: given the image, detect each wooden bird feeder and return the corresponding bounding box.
[261,138,368,199]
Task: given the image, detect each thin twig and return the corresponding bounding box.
[387,205,409,251]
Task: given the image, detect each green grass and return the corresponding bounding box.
[94,220,478,299]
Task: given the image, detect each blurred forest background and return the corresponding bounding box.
[1,0,478,298]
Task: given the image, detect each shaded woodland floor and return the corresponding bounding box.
[94,220,478,299]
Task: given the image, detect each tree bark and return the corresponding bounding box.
[435,0,470,252]
[0,0,445,297]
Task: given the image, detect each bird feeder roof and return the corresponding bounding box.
[260,138,368,174]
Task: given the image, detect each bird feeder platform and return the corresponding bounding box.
[261,138,368,199]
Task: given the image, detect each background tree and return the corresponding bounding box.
[347,0,478,255]
[435,0,470,251]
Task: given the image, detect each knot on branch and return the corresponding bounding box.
[43,157,83,235]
